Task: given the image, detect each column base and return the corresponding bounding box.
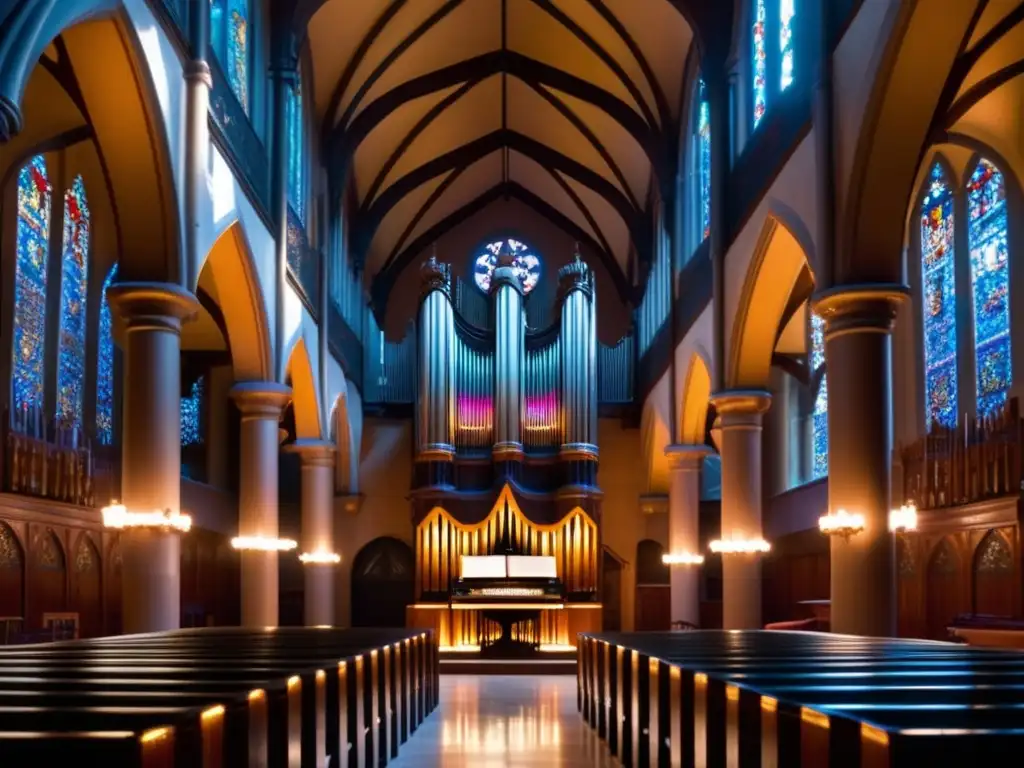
[304,562,336,627]
[121,528,181,634]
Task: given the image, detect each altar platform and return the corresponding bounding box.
[580,630,1024,766]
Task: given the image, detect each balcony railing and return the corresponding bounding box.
[901,398,1023,510]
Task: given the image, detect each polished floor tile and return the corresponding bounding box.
[390,674,619,767]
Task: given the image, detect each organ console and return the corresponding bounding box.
[406,243,603,656]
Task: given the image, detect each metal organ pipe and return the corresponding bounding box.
[491,250,524,458]
[416,256,455,458]
[557,253,597,451]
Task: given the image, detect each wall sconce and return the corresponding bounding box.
[662,552,705,566]
[231,536,298,552]
[818,508,866,538]
[102,503,192,533]
[298,550,342,565]
[709,538,771,555]
[889,503,918,532]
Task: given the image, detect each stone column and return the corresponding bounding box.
[286,439,337,626]
[107,282,199,634]
[230,381,292,627]
[814,284,908,637]
[709,390,771,630]
[665,445,711,627]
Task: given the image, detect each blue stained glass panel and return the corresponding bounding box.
[287,75,304,219]
[13,155,51,413]
[967,158,1011,417]
[811,312,827,478]
[752,0,767,127]
[181,376,204,446]
[779,0,796,91]
[920,163,958,427]
[697,79,711,241]
[227,0,249,113]
[473,238,542,294]
[209,0,225,62]
[57,176,90,428]
[96,263,118,444]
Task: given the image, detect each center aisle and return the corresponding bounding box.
[389,674,619,767]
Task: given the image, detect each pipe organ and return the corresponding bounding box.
[409,245,603,652]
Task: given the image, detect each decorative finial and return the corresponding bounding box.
[497,239,517,268]
[420,246,450,295]
[574,242,582,262]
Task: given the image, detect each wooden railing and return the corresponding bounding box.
[1,409,118,508]
[901,398,1023,510]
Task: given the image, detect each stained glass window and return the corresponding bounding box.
[966,158,1011,416]
[473,238,542,294]
[96,263,118,444]
[921,162,958,428]
[56,176,89,428]
[779,0,796,91]
[12,155,51,413]
[228,0,250,113]
[181,375,204,446]
[287,73,305,219]
[752,0,767,127]
[210,0,225,65]
[810,312,827,478]
[697,78,711,241]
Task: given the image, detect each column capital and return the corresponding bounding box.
[107,282,200,334]
[812,283,909,336]
[665,444,712,471]
[230,381,292,419]
[284,438,335,467]
[709,390,771,415]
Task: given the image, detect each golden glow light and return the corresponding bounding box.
[298,550,341,564]
[201,705,224,721]
[661,552,705,566]
[140,727,170,743]
[889,504,918,532]
[473,586,544,598]
[818,508,866,538]
[102,503,191,533]
[709,537,771,555]
[232,536,298,552]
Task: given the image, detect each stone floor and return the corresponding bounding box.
[389,674,619,767]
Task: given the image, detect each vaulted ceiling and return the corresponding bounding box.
[304,0,699,309]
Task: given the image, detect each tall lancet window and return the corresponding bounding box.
[752,0,768,127]
[921,162,958,428]
[752,0,798,128]
[810,312,827,478]
[780,0,796,91]
[210,0,251,113]
[57,176,90,428]
[967,158,1011,416]
[96,263,118,444]
[697,78,711,241]
[287,71,305,219]
[13,155,52,413]
[181,376,205,446]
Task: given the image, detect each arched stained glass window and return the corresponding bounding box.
[780,0,796,91]
[96,263,118,444]
[287,72,305,218]
[967,159,1012,417]
[57,176,89,428]
[921,162,958,428]
[13,155,52,413]
[181,375,204,446]
[697,78,711,241]
[752,0,767,127]
[473,238,542,294]
[810,312,827,478]
[210,0,250,113]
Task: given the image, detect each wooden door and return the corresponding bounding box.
[635,586,670,631]
[70,536,101,637]
[973,529,1016,617]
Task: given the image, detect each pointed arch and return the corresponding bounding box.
[331,390,356,493]
[640,391,672,493]
[198,221,273,381]
[728,213,814,389]
[285,336,321,440]
[679,351,712,445]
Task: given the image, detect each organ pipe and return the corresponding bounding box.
[491,245,524,456]
[557,251,597,450]
[417,255,455,457]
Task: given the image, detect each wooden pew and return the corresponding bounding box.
[0,627,439,768]
[579,630,1024,767]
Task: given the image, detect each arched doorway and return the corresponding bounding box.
[926,537,963,640]
[70,535,101,637]
[32,528,67,629]
[0,523,25,640]
[351,537,415,628]
[635,539,670,631]
[973,530,1016,617]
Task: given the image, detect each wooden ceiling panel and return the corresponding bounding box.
[561,173,631,265]
[307,0,381,122]
[376,76,503,200]
[967,0,1020,51]
[353,87,461,204]
[508,151,600,245]
[506,0,645,118]
[546,87,652,203]
[505,78,626,200]
[365,173,450,275]
[957,20,1024,99]
[404,151,504,247]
